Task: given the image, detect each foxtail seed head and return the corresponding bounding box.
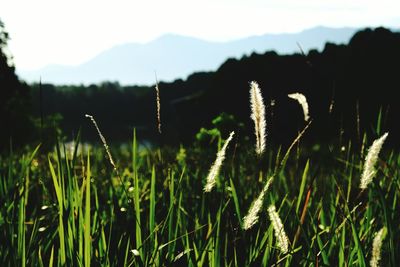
[370,227,386,267]
[85,114,116,170]
[360,132,388,189]
[250,81,266,155]
[243,176,273,230]
[204,131,235,192]
[268,204,289,254]
[288,92,310,122]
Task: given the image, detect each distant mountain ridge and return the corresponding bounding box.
[19,26,358,85]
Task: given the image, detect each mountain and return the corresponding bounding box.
[19,26,358,85]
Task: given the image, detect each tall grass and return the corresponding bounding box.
[0,119,398,266]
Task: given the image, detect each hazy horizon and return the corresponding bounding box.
[16,27,362,85]
[1,0,399,71]
[17,25,357,69]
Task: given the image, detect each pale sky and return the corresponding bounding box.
[1,0,399,70]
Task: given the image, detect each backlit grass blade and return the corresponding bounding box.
[132,129,143,260]
[48,157,66,265]
[229,178,242,227]
[84,150,91,267]
[17,177,25,267]
[296,160,309,214]
[48,246,54,267]
[149,165,156,245]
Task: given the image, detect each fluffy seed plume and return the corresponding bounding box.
[360,132,389,189]
[204,131,235,192]
[288,92,310,122]
[370,227,386,267]
[250,81,266,155]
[243,176,273,230]
[155,75,162,134]
[85,114,116,169]
[268,204,289,254]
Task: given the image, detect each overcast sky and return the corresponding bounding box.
[1,0,399,70]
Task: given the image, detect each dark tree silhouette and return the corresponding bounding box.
[0,18,32,150]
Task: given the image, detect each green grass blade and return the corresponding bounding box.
[84,150,91,267]
[48,157,66,265]
[149,165,156,245]
[17,181,25,267]
[229,178,242,227]
[132,129,143,260]
[296,160,309,214]
[48,246,54,267]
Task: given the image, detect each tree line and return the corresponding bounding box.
[2,21,400,150]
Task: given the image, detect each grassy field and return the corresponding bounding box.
[0,121,399,266]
